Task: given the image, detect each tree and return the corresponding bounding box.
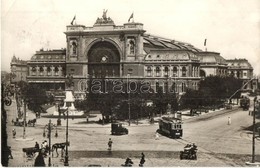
[17,81,48,113]
[182,76,243,109]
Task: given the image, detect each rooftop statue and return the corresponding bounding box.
[102,9,108,21]
[95,9,115,25]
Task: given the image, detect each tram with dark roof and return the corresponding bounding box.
[157,117,183,138]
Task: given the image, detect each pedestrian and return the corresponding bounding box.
[155,132,159,140]
[108,138,113,151]
[86,115,89,123]
[228,116,231,125]
[35,142,40,149]
[139,152,145,167]
[12,129,16,138]
[8,146,13,159]
[34,149,46,167]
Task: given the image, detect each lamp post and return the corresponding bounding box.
[63,74,74,166]
[252,96,257,163]
[23,99,26,139]
[43,119,58,167]
[127,73,131,126]
[64,108,69,166]
[57,104,61,126]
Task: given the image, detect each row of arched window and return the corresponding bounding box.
[146,66,188,77]
[30,66,64,76]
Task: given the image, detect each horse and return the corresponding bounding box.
[28,119,37,127]
[52,142,69,157]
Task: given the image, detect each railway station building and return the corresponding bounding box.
[10,11,258,98]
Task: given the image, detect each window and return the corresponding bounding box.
[156,66,160,77]
[32,67,36,76]
[173,67,177,77]
[182,67,187,77]
[164,66,169,77]
[54,67,59,76]
[47,67,51,76]
[171,82,176,93]
[181,83,185,92]
[231,71,234,77]
[147,66,152,77]
[39,67,44,76]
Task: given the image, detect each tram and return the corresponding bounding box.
[240,96,250,110]
[158,117,183,138]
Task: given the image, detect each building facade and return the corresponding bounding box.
[227,59,257,91]
[10,11,258,97]
[64,13,203,96]
[197,52,227,77]
[26,49,66,91]
[10,55,28,84]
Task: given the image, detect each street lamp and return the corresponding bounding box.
[57,104,61,126]
[63,74,75,166]
[43,119,58,167]
[252,96,257,163]
[64,107,69,166]
[127,73,132,126]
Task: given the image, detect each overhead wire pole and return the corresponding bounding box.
[23,100,26,139]
[228,78,255,101]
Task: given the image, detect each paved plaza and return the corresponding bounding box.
[5,98,260,167]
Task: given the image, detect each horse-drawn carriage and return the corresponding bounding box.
[27,119,37,127]
[13,120,26,126]
[22,147,39,159]
[180,143,198,160]
[12,118,36,127]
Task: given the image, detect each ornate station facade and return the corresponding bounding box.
[10,11,258,98]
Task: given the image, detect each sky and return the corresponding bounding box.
[1,0,260,75]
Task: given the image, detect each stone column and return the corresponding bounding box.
[58,66,62,76]
[51,66,55,76]
[36,66,39,76]
[43,66,47,76]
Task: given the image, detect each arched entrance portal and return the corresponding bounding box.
[200,69,206,77]
[88,41,120,78]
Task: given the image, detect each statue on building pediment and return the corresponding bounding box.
[95,9,115,25]
[102,9,108,21]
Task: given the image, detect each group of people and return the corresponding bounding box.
[34,141,49,156]
[107,138,145,167]
[184,143,198,154]
[33,141,48,167]
[123,153,145,167]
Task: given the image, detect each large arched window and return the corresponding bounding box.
[39,67,44,76]
[164,66,169,77]
[156,66,161,77]
[200,69,206,77]
[88,41,120,78]
[171,82,176,93]
[54,67,59,76]
[147,66,152,77]
[230,71,234,77]
[173,66,178,77]
[47,67,51,76]
[181,83,186,92]
[32,67,36,76]
[182,67,187,77]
